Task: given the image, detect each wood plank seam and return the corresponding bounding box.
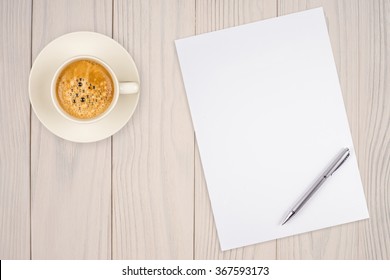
[30,0,34,261]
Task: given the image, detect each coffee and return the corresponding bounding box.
[55,59,114,119]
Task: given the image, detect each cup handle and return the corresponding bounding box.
[119,82,139,94]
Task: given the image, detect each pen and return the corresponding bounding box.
[282,147,350,225]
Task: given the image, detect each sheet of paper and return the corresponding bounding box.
[175,8,369,251]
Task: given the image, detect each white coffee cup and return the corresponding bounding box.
[51,55,139,123]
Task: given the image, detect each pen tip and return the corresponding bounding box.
[282,211,295,225]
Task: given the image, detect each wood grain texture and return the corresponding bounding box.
[112,0,195,259]
[194,0,277,259]
[357,0,390,259]
[31,0,112,259]
[277,0,390,259]
[0,0,31,260]
[277,0,361,260]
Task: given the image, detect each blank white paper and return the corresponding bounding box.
[175,8,369,251]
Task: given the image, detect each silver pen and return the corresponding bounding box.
[282,147,350,225]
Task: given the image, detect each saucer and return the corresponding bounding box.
[29,32,140,143]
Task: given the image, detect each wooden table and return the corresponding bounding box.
[0,0,389,260]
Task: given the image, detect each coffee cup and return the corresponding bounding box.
[51,55,139,123]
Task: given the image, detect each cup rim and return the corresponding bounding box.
[50,55,119,124]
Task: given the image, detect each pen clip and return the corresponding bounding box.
[327,150,350,177]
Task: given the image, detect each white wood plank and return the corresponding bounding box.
[194,0,277,259]
[112,0,195,259]
[0,0,31,260]
[278,0,372,259]
[357,0,390,259]
[31,0,112,259]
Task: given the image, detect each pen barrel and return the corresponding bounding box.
[288,148,350,220]
[292,176,327,213]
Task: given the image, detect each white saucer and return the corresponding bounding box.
[29,32,140,143]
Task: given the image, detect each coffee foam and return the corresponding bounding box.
[56,59,114,119]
